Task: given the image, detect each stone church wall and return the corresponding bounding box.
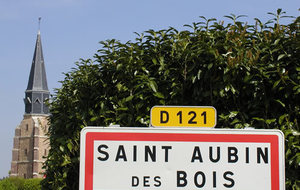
[10,115,49,179]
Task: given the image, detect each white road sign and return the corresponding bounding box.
[79,127,285,190]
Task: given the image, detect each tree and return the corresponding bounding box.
[0,177,23,190]
[22,178,41,190]
[42,10,299,189]
[0,178,41,190]
[0,179,17,190]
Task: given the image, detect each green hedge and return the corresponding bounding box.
[0,178,41,190]
[0,178,18,190]
[22,179,41,190]
[42,9,299,189]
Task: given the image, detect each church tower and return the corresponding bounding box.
[10,20,50,179]
[25,29,50,115]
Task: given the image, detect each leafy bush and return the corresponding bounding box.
[0,177,24,190]
[42,9,299,189]
[22,178,41,190]
[0,177,41,190]
[0,178,17,190]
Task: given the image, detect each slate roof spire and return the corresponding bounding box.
[24,18,50,115]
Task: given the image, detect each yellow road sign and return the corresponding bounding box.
[150,106,216,127]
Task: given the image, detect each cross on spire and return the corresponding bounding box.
[38,17,41,33]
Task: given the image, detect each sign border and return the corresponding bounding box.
[150,105,217,127]
[80,127,285,190]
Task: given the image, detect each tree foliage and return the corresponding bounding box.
[42,9,300,189]
[0,178,17,190]
[0,177,41,190]
[22,179,41,190]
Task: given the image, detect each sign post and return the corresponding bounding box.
[150,106,217,127]
[79,127,284,190]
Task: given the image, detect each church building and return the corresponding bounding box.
[10,27,50,179]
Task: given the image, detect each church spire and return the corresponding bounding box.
[26,18,48,92]
[25,18,50,115]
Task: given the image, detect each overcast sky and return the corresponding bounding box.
[0,0,298,178]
